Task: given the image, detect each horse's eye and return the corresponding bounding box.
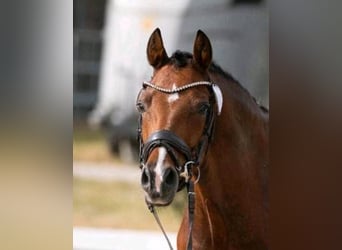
[198,103,210,115]
[136,102,146,113]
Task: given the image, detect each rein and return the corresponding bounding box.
[137,81,221,250]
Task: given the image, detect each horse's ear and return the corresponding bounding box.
[147,28,169,69]
[193,30,212,70]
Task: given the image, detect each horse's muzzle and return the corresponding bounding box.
[141,163,179,206]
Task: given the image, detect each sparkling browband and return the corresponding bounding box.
[142,80,223,115]
[143,81,213,94]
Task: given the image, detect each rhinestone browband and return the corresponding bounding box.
[142,81,213,94]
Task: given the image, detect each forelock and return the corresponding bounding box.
[169,50,193,68]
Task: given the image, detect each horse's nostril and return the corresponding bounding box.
[164,168,177,186]
[141,168,150,188]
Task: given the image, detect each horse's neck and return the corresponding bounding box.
[206,77,268,188]
[193,80,268,248]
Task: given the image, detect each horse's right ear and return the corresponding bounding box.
[146,28,169,69]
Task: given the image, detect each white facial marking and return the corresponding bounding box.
[154,147,167,192]
[168,83,179,103]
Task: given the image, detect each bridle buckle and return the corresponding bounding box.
[179,161,195,183]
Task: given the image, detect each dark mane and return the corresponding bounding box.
[208,61,237,83]
[169,50,193,68]
[169,50,268,112]
[209,63,270,113]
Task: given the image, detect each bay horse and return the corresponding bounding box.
[136,28,268,250]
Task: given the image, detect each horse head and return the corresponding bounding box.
[137,28,221,206]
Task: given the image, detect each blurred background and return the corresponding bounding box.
[73,0,268,249]
[1,1,341,250]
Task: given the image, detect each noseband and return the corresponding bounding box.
[137,80,221,250]
[142,130,192,173]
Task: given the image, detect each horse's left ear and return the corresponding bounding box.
[193,30,212,70]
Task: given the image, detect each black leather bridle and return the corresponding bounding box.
[137,80,219,250]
